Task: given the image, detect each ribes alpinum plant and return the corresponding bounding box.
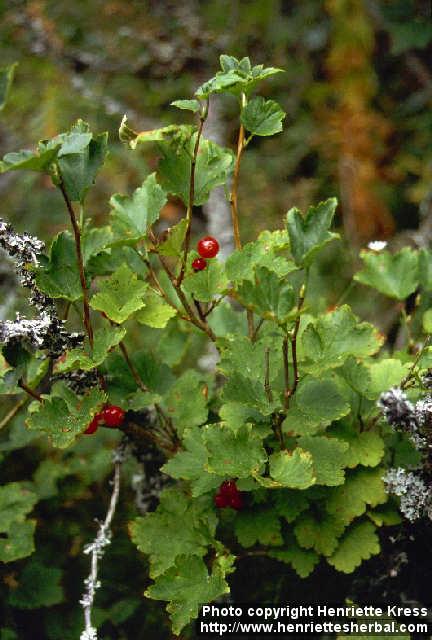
[1,55,432,637]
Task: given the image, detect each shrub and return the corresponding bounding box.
[0,56,430,638]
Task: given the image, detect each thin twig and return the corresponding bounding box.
[0,397,29,430]
[282,335,290,410]
[401,335,431,390]
[193,297,206,323]
[80,442,126,640]
[119,341,149,393]
[230,93,254,338]
[287,280,307,400]
[251,318,264,343]
[118,341,177,447]
[203,296,224,318]
[178,105,208,286]
[229,94,246,251]
[18,380,42,402]
[264,347,273,403]
[59,181,94,349]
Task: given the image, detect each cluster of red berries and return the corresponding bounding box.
[214,480,243,510]
[84,405,125,435]
[192,236,220,272]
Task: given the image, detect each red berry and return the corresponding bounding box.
[101,405,125,428]
[83,413,102,435]
[192,257,207,272]
[197,236,220,259]
[229,493,244,511]
[219,480,239,498]
[214,493,228,508]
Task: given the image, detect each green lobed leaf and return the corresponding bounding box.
[8,558,64,608]
[354,248,419,300]
[268,449,316,489]
[82,226,113,265]
[158,135,234,206]
[27,384,106,448]
[286,198,339,267]
[55,326,126,373]
[136,289,177,328]
[0,146,60,174]
[218,334,281,383]
[158,218,188,257]
[241,96,286,136]
[35,231,83,301]
[273,490,310,523]
[47,120,108,202]
[196,55,283,98]
[418,248,432,291]
[0,482,37,563]
[366,359,410,398]
[90,264,148,323]
[161,427,222,497]
[325,467,387,526]
[129,488,217,578]
[110,173,167,241]
[0,482,37,533]
[164,370,208,434]
[171,99,201,113]
[0,520,36,563]
[236,266,295,324]
[203,423,267,478]
[225,231,294,284]
[294,512,346,556]
[182,259,228,302]
[329,423,385,468]
[222,372,277,415]
[282,376,350,436]
[234,509,283,547]
[301,305,383,375]
[327,520,380,573]
[145,555,231,635]
[269,542,320,578]
[218,402,264,432]
[297,436,349,486]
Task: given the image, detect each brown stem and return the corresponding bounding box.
[282,335,290,410]
[251,318,264,343]
[0,397,29,430]
[264,347,273,403]
[119,341,148,393]
[193,297,206,323]
[178,109,207,286]
[401,335,431,390]
[203,296,223,318]
[147,252,216,340]
[18,380,42,402]
[118,340,177,444]
[230,120,245,251]
[230,94,254,338]
[147,241,216,341]
[59,181,94,349]
[287,281,307,400]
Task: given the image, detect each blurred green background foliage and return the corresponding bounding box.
[1,0,431,244]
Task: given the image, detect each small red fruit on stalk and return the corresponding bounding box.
[101,405,125,428]
[192,257,207,272]
[214,493,228,508]
[83,413,102,435]
[219,480,238,499]
[229,492,244,511]
[197,236,220,259]
[214,480,243,510]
